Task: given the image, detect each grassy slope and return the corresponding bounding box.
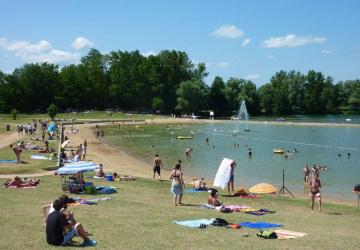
[0,175,359,250]
[0,139,58,174]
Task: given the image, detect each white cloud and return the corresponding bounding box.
[217,62,230,68]
[321,49,334,54]
[211,25,245,39]
[23,50,80,64]
[262,34,326,48]
[142,50,157,57]
[0,38,80,64]
[71,37,94,50]
[267,54,275,59]
[242,38,251,47]
[245,74,260,80]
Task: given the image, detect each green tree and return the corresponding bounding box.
[270,71,292,114]
[11,108,17,120]
[209,76,228,116]
[237,80,260,115]
[175,80,209,114]
[224,78,241,113]
[257,83,273,114]
[304,70,326,114]
[47,104,58,120]
[287,71,305,113]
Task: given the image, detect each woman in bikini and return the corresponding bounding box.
[170,163,185,206]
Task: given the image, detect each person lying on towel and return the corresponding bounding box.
[208,189,223,207]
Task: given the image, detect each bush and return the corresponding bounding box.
[47,104,58,120]
[11,109,17,120]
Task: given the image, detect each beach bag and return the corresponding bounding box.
[69,186,80,194]
[257,230,278,239]
[211,218,229,227]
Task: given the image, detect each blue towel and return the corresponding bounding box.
[96,186,117,194]
[0,160,17,163]
[239,222,282,229]
[186,188,208,193]
[174,218,215,228]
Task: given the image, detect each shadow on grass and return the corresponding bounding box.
[179,203,198,207]
[220,194,235,198]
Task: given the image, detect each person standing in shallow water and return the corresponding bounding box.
[153,154,163,180]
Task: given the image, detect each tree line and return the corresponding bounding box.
[0,49,359,115]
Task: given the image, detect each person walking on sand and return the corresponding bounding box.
[96,129,100,138]
[308,174,322,212]
[153,154,163,180]
[228,161,236,195]
[81,140,87,160]
[170,163,185,206]
[10,144,22,164]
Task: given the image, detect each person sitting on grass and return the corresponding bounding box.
[95,164,105,178]
[208,189,223,207]
[192,178,207,190]
[46,198,96,246]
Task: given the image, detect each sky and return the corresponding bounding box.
[0,0,359,86]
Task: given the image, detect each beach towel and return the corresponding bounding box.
[0,160,17,163]
[275,230,307,239]
[245,208,276,216]
[186,188,208,193]
[86,197,112,203]
[31,155,49,160]
[197,204,216,209]
[95,186,117,194]
[174,219,215,228]
[239,222,282,229]
[216,205,251,212]
[213,158,233,189]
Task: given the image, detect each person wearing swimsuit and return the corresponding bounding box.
[308,174,322,212]
[153,154,163,180]
[228,161,236,195]
[170,163,184,206]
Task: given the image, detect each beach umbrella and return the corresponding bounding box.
[249,183,277,194]
[56,161,100,175]
[48,123,57,132]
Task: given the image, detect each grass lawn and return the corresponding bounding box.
[0,139,58,175]
[0,175,359,249]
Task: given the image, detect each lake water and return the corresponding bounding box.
[104,121,360,202]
